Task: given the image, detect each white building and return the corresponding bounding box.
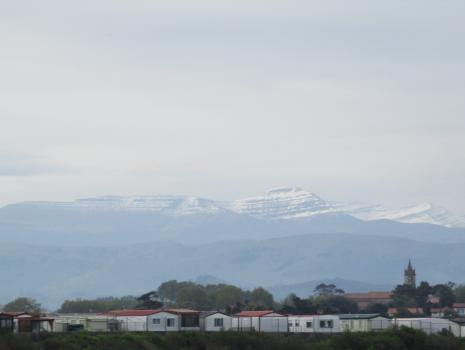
[200,312,232,332]
[339,314,391,332]
[288,315,340,334]
[147,309,200,332]
[451,319,465,338]
[232,310,288,333]
[53,314,119,332]
[394,318,461,336]
[107,310,159,331]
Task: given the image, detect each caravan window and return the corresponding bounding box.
[295,320,300,327]
[306,321,312,328]
[0,319,13,328]
[214,318,223,327]
[152,319,161,325]
[320,320,334,328]
[166,318,175,327]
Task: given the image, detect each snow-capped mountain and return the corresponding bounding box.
[12,195,225,216]
[231,187,465,228]
[230,187,332,219]
[4,188,465,227]
[336,201,465,227]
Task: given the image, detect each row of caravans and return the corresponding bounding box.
[0,312,54,333]
[2,310,465,337]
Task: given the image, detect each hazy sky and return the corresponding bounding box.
[1,0,465,212]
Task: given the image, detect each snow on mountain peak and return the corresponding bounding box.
[4,187,465,228]
[368,202,461,227]
[230,188,465,227]
[266,187,304,196]
[333,201,464,228]
[173,196,224,215]
[13,195,224,216]
[231,187,331,220]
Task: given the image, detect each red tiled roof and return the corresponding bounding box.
[286,314,320,317]
[388,307,424,315]
[19,317,54,322]
[162,308,199,315]
[0,312,31,317]
[235,310,278,317]
[105,308,199,317]
[453,303,465,308]
[106,309,161,317]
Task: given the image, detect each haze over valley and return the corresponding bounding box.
[1,187,465,308]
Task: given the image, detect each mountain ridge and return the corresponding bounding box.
[4,187,464,227]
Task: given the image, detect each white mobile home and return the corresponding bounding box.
[288,315,340,334]
[147,309,200,332]
[339,314,391,332]
[53,314,119,332]
[394,318,461,336]
[107,310,159,332]
[232,310,288,333]
[451,319,465,337]
[200,312,232,332]
[86,316,119,332]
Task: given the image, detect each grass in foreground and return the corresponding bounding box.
[1,328,465,350]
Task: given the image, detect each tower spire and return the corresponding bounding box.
[404,259,416,288]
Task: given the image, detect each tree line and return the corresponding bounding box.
[2,281,465,315]
[389,281,463,317]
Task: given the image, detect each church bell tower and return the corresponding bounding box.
[404,259,416,288]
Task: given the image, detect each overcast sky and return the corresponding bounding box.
[1,0,464,212]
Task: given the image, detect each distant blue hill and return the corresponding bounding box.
[1,202,465,246]
[267,279,395,300]
[0,233,464,309]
